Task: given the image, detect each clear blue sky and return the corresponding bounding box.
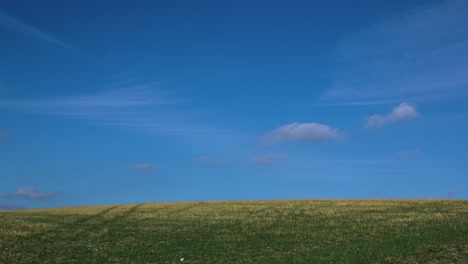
[1,0,467,209]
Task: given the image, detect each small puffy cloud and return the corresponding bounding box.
[396,149,420,159]
[0,130,8,142]
[198,156,230,165]
[261,122,343,145]
[0,202,24,210]
[250,154,288,165]
[0,187,53,200]
[365,102,418,129]
[129,163,157,172]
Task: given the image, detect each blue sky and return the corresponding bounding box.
[1,0,467,209]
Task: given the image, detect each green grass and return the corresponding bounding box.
[1,200,468,263]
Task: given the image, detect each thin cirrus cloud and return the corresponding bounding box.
[0,187,54,200]
[129,163,157,172]
[0,202,24,210]
[320,0,468,105]
[0,11,87,56]
[250,154,288,165]
[261,122,343,145]
[0,84,166,111]
[0,84,241,143]
[0,85,167,123]
[365,102,418,129]
[396,149,420,159]
[198,156,230,165]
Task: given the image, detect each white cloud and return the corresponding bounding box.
[0,129,7,142]
[198,157,230,165]
[261,122,343,145]
[365,102,418,129]
[250,154,288,165]
[129,163,156,172]
[0,187,53,200]
[320,1,468,104]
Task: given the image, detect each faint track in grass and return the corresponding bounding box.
[13,205,119,240]
[64,203,144,234]
[163,202,203,216]
[3,205,146,263]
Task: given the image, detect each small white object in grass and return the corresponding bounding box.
[180,258,184,262]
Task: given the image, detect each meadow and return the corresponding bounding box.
[1,200,467,263]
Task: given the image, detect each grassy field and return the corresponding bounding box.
[1,200,467,263]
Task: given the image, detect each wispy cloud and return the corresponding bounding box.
[320,0,468,105]
[0,187,54,200]
[0,83,241,143]
[0,84,165,111]
[250,154,288,165]
[0,202,24,210]
[365,102,418,129]
[261,122,343,145]
[0,11,86,56]
[447,190,456,198]
[396,149,420,159]
[0,129,8,142]
[198,156,230,165]
[129,163,157,172]
[0,85,166,125]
